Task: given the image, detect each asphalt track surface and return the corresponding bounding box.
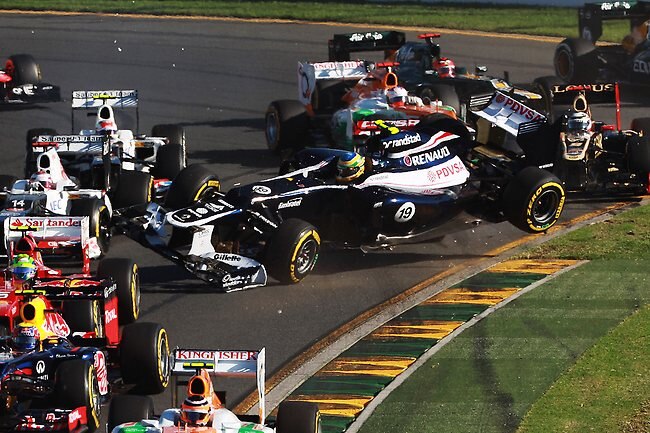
[1,12,648,421]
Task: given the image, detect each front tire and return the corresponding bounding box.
[502,167,565,233]
[554,38,597,83]
[275,401,321,433]
[164,164,220,210]
[70,198,111,255]
[54,360,101,432]
[265,100,309,154]
[151,124,186,180]
[264,219,320,284]
[120,322,170,394]
[97,258,140,325]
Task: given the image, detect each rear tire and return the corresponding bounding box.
[112,171,152,209]
[120,322,170,394]
[54,360,101,432]
[154,143,185,180]
[151,124,186,180]
[97,258,140,325]
[164,164,220,210]
[5,54,41,85]
[265,100,309,154]
[107,395,155,433]
[275,401,320,433]
[627,136,650,194]
[70,198,111,255]
[264,219,320,284]
[554,38,597,83]
[62,300,102,335]
[502,167,565,233]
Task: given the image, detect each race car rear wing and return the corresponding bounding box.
[578,1,650,42]
[31,134,109,155]
[4,216,101,264]
[328,31,406,61]
[170,348,266,422]
[298,60,369,106]
[71,89,139,133]
[546,83,621,130]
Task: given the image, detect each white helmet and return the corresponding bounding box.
[29,171,55,191]
[386,86,408,105]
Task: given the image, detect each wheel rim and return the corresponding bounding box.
[294,238,318,275]
[157,329,170,388]
[531,189,560,226]
[555,50,571,80]
[266,111,279,148]
[131,265,140,321]
[88,366,100,427]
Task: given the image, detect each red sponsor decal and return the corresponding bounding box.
[44,312,70,337]
[498,94,544,121]
[9,218,81,229]
[435,161,466,179]
[216,351,258,361]
[94,351,108,395]
[67,407,86,430]
[176,350,215,360]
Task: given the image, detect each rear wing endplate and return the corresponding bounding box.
[171,348,266,422]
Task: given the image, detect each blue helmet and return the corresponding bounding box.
[12,325,40,353]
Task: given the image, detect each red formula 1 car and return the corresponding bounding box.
[0,216,170,395]
[0,54,60,104]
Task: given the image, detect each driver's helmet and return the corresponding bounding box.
[11,254,36,282]
[336,152,366,183]
[385,86,409,106]
[180,395,213,426]
[12,325,40,354]
[95,105,118,134]
[563,111,592,141]
[432,57,456,78]
[28,171,55,192]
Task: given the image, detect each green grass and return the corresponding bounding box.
[359,203,650,433]
[0,1,630,42]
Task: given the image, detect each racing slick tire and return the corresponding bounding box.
[25,128,58,178]
[152,124,187,179]
[502,167,565,233]
[153,143,185,181]
[5,54,41,85]
[63,300,103,336]
[97,258,140,325]
[164,164,220,210]
[70,198,111,255]
[54,359,101,432]
[631,117,650,136]
[419,84,461,116]
[264,219,320,284]
[112,171,153,210]
[626,136,650,193]
[265,100,309,154]
[554,38,597,83]
[107,395,155,433]
[120,322,171,394]
[275,401,321,433]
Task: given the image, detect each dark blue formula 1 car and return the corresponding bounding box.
[119,114,566,291]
